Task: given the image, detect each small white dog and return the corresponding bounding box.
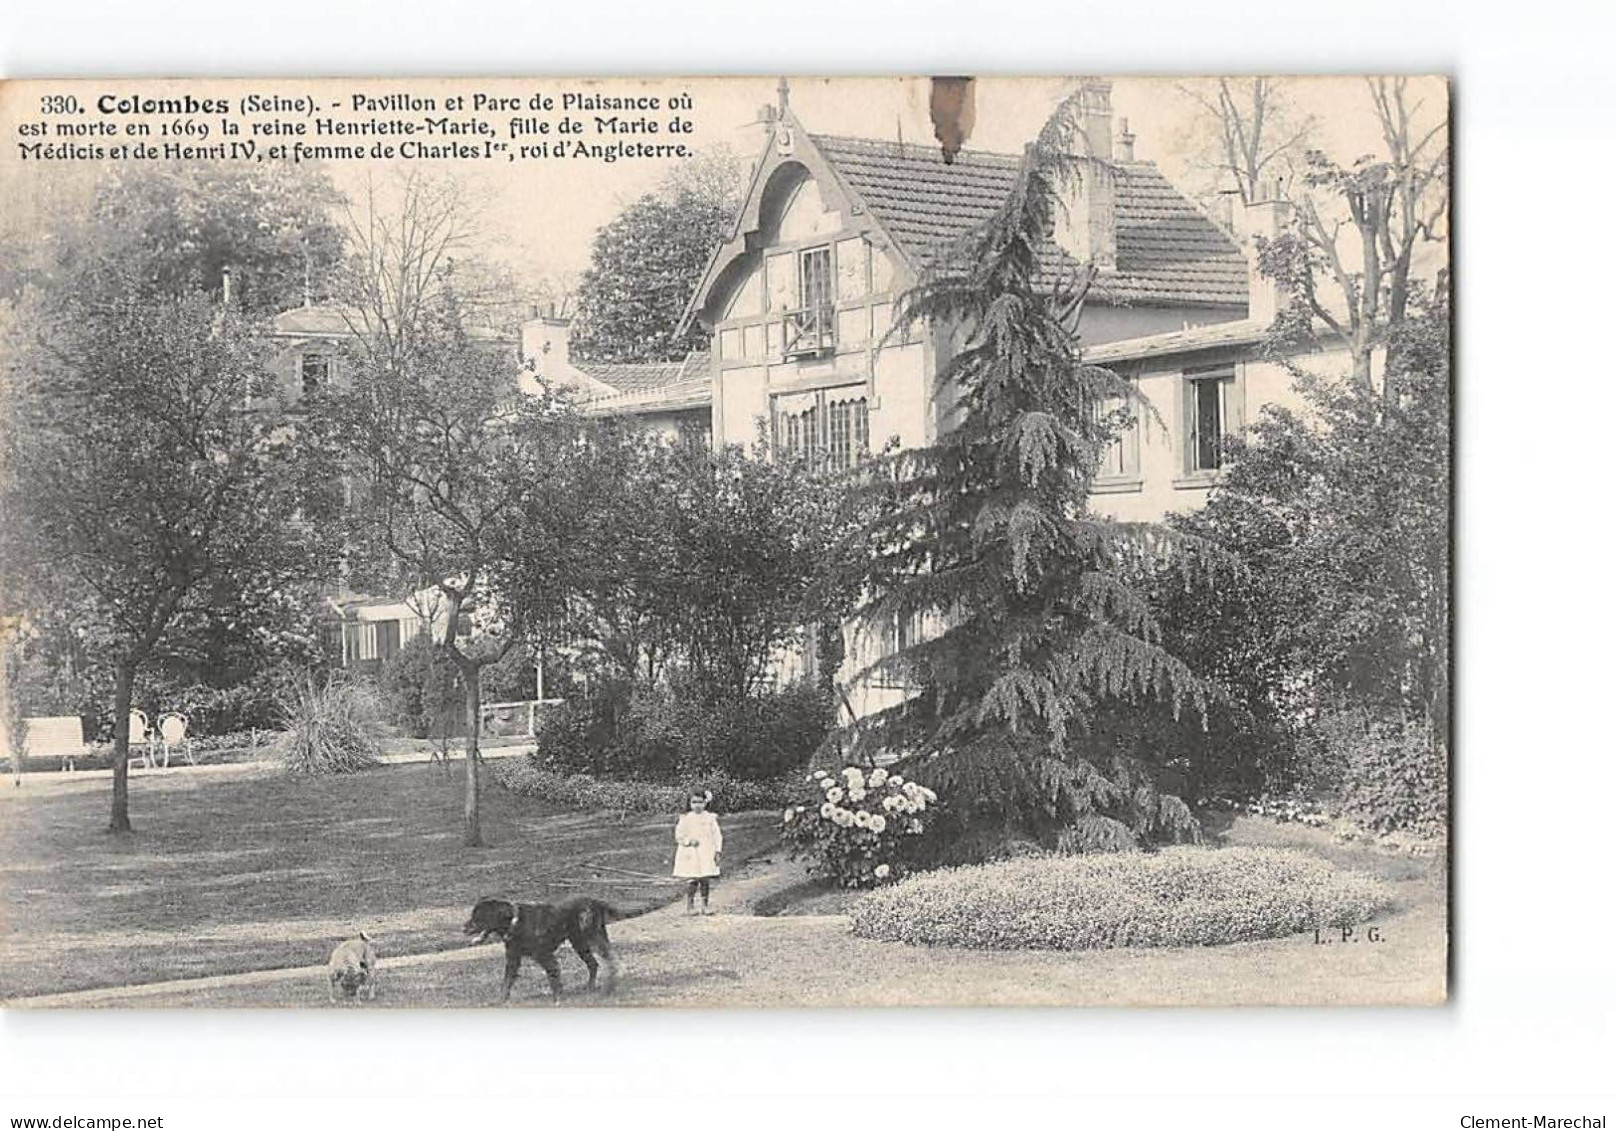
[326,932,379,1003]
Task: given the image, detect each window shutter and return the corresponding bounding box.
[1225,367,1247,436]
[1180,373,1196,474]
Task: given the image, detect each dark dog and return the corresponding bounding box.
[463,896,625,1004]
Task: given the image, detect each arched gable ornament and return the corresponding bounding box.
[775,125,795,157]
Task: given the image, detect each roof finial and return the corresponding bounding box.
[777,77,791,114]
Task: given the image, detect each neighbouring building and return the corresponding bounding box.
[518,311,711,443]
[266,303,518,671]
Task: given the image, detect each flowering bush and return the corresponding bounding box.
[849,847,1395,950]
[781,765,938,888]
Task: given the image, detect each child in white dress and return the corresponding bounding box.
[673,791,723,915]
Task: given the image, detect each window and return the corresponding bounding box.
[783,246,836,357]
[874,609,925,689]
[1182,367,1241,476]
[800,246,833,313]
[301,351,330,397]
[1093,383,1140,484]
[775,391,869,471]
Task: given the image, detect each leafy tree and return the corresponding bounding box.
[68,162,344,316]
[1169,296,1450,753]
[843,94,1228,853]
[508,426,846,703]
[569,148,743,362]
[329,171,578,846]
[512,422,687,693]
[0,283,340,832]
[664,440,846,701]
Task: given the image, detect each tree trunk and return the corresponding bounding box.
[462,665,483,847]
[109,661,135,834]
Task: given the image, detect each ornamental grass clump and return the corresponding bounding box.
[781,765,937,888]
[275,678,383,776]
[849,846,1395,950]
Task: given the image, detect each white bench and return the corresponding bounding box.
[21,716,86,772]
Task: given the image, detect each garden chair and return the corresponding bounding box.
[128,710,155,770]
[158,712,195,768]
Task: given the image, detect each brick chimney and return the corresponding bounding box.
[1054,79,1118,270]
[1237,179,1294,324]
[1076,79,1113,160]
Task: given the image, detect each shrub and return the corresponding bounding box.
[273,678,383,775]
[850,847,1395,950]
[380,634,461,740]
[1294,710,1447,836]
[781,765,938,888]
[162,679,289,735]
[491,757,788,814]
[534,681,834,783]
[534,694,631,777]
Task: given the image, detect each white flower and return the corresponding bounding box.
[868,768,888,787]
[783,807,796,823]
[853,811,872,828]
[820,802,836,819]
[826,787,844,803]
[848,788,867,802]
[882,796,899,811]
[888,775,903,787]
[812,770,828,779]
[874,863,891,879]
[843,767,864,785]
[832,808,854,827]
[869,815,887,833]
[820,777,835,792]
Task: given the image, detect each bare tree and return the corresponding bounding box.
[1175,78,1318,207]
[1263,77,1449,393]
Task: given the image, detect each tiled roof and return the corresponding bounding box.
[576,351,710,397]
[811,135,1249,309]
[271,305,355,336]
[582,375,712,418]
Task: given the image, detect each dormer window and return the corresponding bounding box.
[783,245,835,358]
[301,351,330,397]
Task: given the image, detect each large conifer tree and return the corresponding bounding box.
[846,93,1229,853]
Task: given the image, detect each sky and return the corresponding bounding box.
[331,75,1448,290]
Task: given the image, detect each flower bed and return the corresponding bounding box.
[849,846,1395,950]
[491,758,788,814]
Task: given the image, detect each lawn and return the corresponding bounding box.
[0,760,781,1000]
[36,822,1447,1008]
